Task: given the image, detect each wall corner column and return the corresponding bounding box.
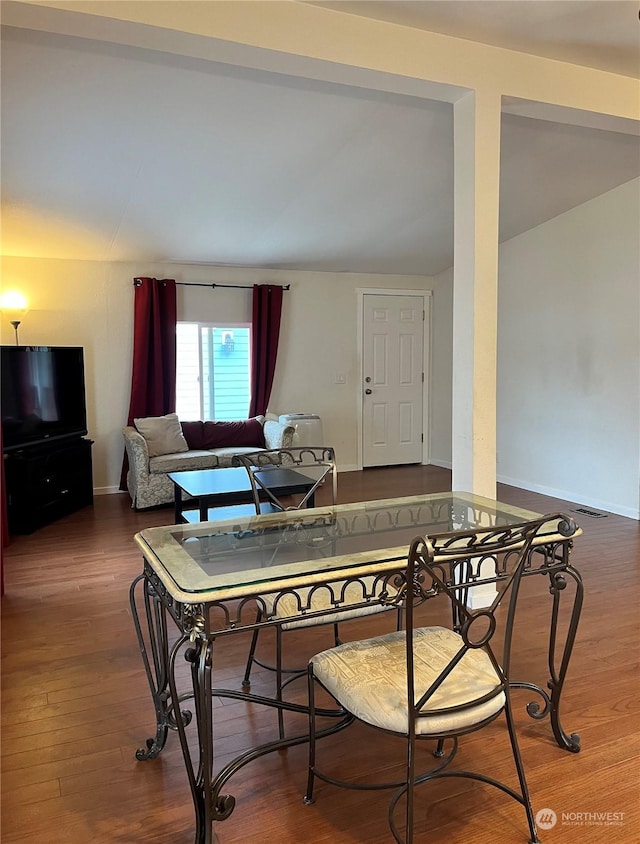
[452,89,502,497]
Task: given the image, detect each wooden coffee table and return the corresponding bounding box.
[168,465,317,524]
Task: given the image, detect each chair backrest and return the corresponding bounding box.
[234,446,337,512]
[402,513,577,733]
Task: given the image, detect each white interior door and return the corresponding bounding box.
[362,293,425,467]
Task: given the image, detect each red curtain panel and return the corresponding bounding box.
[119,277,177,490]
[249,284,284,417]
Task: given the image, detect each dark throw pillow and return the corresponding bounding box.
[201,418,266,449]
[180,420,205,450]
[180,419,266,450]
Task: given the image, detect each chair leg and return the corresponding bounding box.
[333,622,341,646]
[405,731,416,844]
[242,607,264,689]
[504,697,541,844]
[276,624,286,739]
[303,665,317,805]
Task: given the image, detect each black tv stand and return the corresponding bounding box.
[4,437,94,535]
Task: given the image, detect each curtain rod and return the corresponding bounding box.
[177,282,290,291]
[132,279,289,291]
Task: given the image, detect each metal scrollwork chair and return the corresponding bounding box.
[305,513,576,844]
[234,446,401,738]
[234,445,338,512]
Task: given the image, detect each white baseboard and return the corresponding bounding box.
[337,464,359,473]
[93,472,639,520]
[93,486,128,496]
[428,458,452,470]
[497,473,639,520]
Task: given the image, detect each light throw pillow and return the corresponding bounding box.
[134,413,189,457]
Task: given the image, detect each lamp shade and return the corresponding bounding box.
[0,291,29,344]
[0,290,28,312]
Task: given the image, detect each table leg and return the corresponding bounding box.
[178,638,236,844]
[130,579,370,843]
[513,558,584,753]
[174,485,183,524]
[130,572,192,760]
[545,564,584,752]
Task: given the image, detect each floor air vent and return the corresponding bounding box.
[572,507,608,518]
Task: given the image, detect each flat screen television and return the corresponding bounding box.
[1,346,88,452]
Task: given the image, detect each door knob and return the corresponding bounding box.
[365,389,372,395]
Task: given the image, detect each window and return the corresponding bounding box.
[176,322,251,421]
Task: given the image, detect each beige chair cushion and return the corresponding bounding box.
[311,626,504,735]
[134,413,189,457]
[266,577,395,630]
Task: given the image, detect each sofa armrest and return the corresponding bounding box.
[263,419,295,450]
[122,426,150,479]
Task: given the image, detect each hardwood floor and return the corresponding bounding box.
[2,465,639,843]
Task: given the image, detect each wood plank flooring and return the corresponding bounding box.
[2,465,639,843]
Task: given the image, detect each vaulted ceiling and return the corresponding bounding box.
[1,1,639,276]
[309,1,640,78]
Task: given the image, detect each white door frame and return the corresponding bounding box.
[356,288,433,471]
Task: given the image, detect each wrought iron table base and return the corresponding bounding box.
[130,538,583,844]
[130,573,353,844]
[512,563,584,753]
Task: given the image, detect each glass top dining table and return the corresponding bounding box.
[134,491,573,605]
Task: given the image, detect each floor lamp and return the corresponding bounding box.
[9,319,22,345]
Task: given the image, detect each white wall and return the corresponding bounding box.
[0,257,126,495]
[179,267,441,472]
[428,265,454,468]
[497,177,640,518]
[429,177,640,518]
[3,178,637,514]
[0,259,440,492]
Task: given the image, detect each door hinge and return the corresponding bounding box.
[421,372,424,383]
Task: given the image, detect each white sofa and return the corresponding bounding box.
[123,414,294,510]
